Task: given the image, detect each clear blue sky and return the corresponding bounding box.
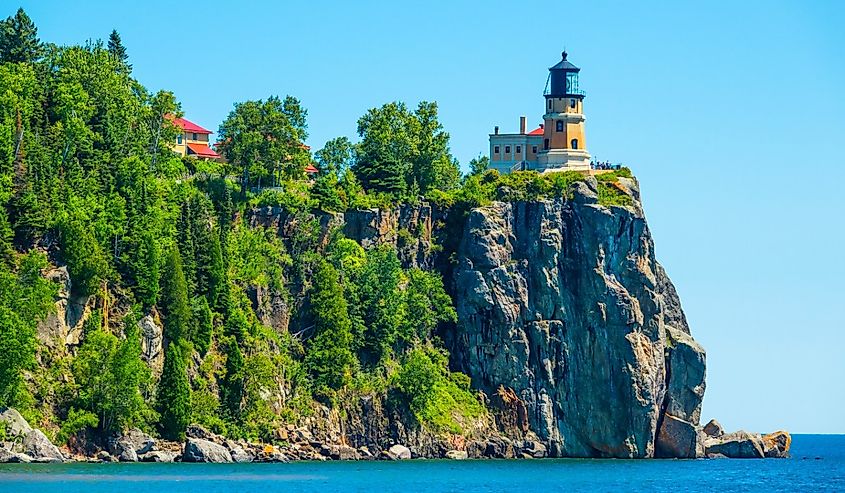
[13,1,845,434]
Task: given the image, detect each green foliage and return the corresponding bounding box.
[57,408,98,445]
[220,336,244,419]
[353,101,459,197]
[315,136,355,175]
[393,347,484,433]
[192,296,213,356]
[156,343,190,440]
[218,95,309,190]
[468,154,490,176]
[0,251,57,408]
[107,29,130,71]
[161,247,191,343]
[403,269,456,342]
[71,311,151,434]
[597,182,633,207]
[58,212,112,297]
[0,8,42,64]
[305,261,356,400]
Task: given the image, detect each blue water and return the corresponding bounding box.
[0,434,842,492]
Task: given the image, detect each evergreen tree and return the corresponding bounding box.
[0,8,42,64]
[220,337,244,419]
[107,29,131,71]
[206,230,226,310]
[177,200,197,295]
[156,343,190,440]
[132,231,160,308]
[161,247,191,343]
[305,261,356,394]
[192,296,213,356]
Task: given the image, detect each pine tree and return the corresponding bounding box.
[107,29,131,71]
[132,231,160,308]
[0,8,42,64]
[206,230,226,311]
[354,157,406,196]
[156,343,190,440]
[220,337,244,419]
[177,200,197,296]
[192,296,213,356]
[305,260,356,393]
[161,247,191,343]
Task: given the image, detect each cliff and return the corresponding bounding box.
[9,175,789,462]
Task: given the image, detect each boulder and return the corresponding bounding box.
[109,438,138,462]
[484,437,514,458]
[384,444,411,460]
[703,419,724,438]
[655,414,702,458]
[329,445,358,461]
[445,450,468,460]
[0,448,33,463]
[520,440,547,458]
[139,451,178,462]
[185,424,216,441]
[182,438,233,463]
[762,431,791,458]
[23,429,64,461]
[227,443,254,463]
[704,431,765,459]
[664,327,707,424]
[0,407,32,437]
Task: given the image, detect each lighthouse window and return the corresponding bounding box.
[494,146,500,154]
[548,99,552,110]
[544,139,549,150]
[505,146,511,154]
[570,98,577,109]
[516,145,521,154]
[532,145,538,154]
[571,139,579,149]
[556,121,564,132]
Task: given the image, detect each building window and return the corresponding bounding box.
[532,145,537,154]
[516,145,521,154]
[505,145,511,154]
[570,98,577,109]
[544,139,549,150]
[556,121,564,132]
[571,139,579,149]
[177,135,183,144]
[548,99,552,110]
[494,146,500,154]
[192,132,198,140]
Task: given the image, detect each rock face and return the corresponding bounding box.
[704,431,766,459]
[138,313,164,377]
[451,178,707,458]
[22,429,64,462]
[35,266,92,350]
[182,438,233,463]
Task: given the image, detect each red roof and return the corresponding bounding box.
[186,143,221,158]
[172,117,212,134]
[304,164,319,173]
[527,126,545,136]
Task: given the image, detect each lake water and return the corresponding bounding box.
[0,434,842,492]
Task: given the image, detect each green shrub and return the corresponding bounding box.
[57,408,98,445]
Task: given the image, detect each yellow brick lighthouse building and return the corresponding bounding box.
[490,52,592,173]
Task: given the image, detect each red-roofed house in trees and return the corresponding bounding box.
[171,117,221,160]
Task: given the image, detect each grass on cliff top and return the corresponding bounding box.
[427,167,634,209]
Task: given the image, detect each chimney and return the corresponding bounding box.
[539,123,544,129]
[494,126,499,135]
[519,116,527,134]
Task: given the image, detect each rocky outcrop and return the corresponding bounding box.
[22,429,64,462]
[109,429,156,462]
[182,438,233,463]
[138,313,164,377]
[384,444,411,460]
[451,178,705,458]
[704,431,766,459]
[35,266,92,351]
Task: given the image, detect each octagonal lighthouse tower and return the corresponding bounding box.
[537,51,591,171]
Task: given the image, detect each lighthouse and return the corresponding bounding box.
[538,51,591,171]
[489,51,592,173]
